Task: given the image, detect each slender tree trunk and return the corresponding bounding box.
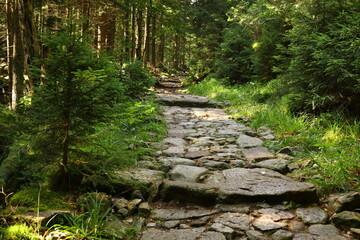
[136,8,143,59]
[131,6,136,60]
[174,33,180,69]
[6,0,13,105]
[124,9,131,60]
[144,3,151,65]
[10,0,26,111]
[151,13,156,67]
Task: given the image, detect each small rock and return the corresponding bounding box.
[214,212,253,231]
[308,224,347,240]
[242,147,274,161]
[163,220,181,229]
[199,231,227,240]
[289,221,305,232]
[210,222,234,239]
[127,199,142,213]
[185,151,212,159]
[191,216,211,227]
[201,160,230,169]
[287,162,300,170]
[163,137,186,147]
[272,230,293,240]
[277,147,297,155]
[252,159,289,173]
[146,222,156,227]
[296,207,328,224]
[131,190,145,200]
[326,191,360,213]
[218,204,250,214]
[179,223,190,229]
[292,233,314,240]
[231,160,247,167]
[138,202,151,217]
[350,228,360,236]
[152,208,219,221]
[132,217,146,230]
[159,157,196,168]
[246,230,268,240]
[237,134,264,148]
[169,165,209,182]
[331,211,360,229]
[252,217,286,231]
[163,146,185,157]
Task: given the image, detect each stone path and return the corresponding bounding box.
[138,76,357,240]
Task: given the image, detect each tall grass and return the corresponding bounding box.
[187,75,360,192]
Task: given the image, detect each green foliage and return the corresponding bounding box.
[9,188,71,210]
[121,61,156,98]
[277,0,360,113]
[215,23,253,84]
[48,192,138,239]
[2,224,38,240]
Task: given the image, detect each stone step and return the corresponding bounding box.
[156,93,220,108]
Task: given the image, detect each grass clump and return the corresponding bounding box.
[187,75,360,192]
[9,188,71,211]
[2,224,38,240]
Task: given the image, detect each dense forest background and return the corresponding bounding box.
[0,0,359,238]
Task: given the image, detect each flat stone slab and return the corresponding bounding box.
[214,212,253,231]
[185,151,212,159]
[296,207,328,224]
[163,146,185,157]
[163,137,187,147]
[252,159,289,173]
[159,157,196,167]
[308,224,347,240]
[157,93,219,108]
[141,228,226,240]
[242,147,275,161]
[169,165,209,182]
[152,209,219,221]
[113,168,164,187]
[205,168,318,203]
[237,134,263,148]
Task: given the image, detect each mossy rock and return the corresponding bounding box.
[9,188,71,211]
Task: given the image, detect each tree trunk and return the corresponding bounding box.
[144,3,151,65]
[9,0,26,111]
[131,6,136,60]
[151,13,156,67]
[136,8,143,59]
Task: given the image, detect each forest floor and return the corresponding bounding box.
[137,75,359,240]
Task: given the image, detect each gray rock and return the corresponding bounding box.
[254,208,295,221]
[205,168,318,203]
[163,146,185,157]
[326,191,360,213]
[242,147,274,161]
[289,221,305,232]
[308,224,347,240]
[210,223,234,239]
[246,230,269,240]
[252,159,289,173]
[201,160,230,169]
[164,137,187,147]
[252,217,286,231]
[152,208,219,221]
[293,233,314,240]
[159,157,196,168]
[198,231,226,240]
[138,202,151,217]
[163,220,181,229]
[157,93,219,108]
[331,211,360,229]
[185,151,212,159]
[218,204,250,214]
[169,165,209,182]
[296,207,328,224]
[160,180,218,205]
[140,227,206,240]
[132,217,146,230]
[214,212,253,231]
[262,134,275,140]
[191,216,211,227]
[237,134,264,148]
[272,230,293,240]
[231,160,247,167]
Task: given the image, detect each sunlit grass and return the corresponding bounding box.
[187,75,360,192]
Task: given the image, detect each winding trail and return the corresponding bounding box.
[139,75,354,240]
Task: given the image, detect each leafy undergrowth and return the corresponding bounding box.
[187,75,360,193]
